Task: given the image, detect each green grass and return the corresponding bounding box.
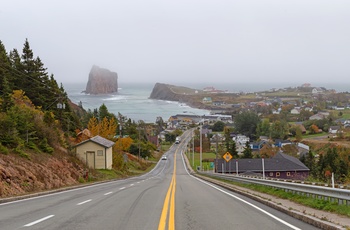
[160,144,171,152]
[95,169,124,180]
[209,176,350,218]
[185,151,218,171]
[302,132,327,138]
[340,110,350,119]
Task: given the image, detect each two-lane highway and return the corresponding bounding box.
[0,130,319,229]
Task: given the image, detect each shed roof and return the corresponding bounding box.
[75,135,115,148]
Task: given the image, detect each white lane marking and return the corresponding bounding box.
[24,215,54,227]
[77,199,92,205]
[119,187,126,190]
[137,182,140,184]
[104,192,113,195]
[180,152,301,230]
[130,184,134,186]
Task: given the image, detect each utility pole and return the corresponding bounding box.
[192,129,194,166]
[200,124,202,171]
[215,134,218,173]
[119,114,123,153]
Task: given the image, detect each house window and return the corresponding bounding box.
[97,150,103,156]
[287,172,291,176]
[269,172,273,176]
[276,172,280,177]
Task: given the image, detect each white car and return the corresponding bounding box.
[161,155,167,160]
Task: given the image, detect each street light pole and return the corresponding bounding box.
[192,129,194,166]
[200,123,202,171]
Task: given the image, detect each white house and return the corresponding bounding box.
[233,135,250,146]
[75,135,115,170]
[329,126,341,134]
[312,88,323,94]
[291,107,301,114]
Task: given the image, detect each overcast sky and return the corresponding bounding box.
[1,0,350,86]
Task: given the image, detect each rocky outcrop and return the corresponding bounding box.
[149,83,206,108]
[84,65,118,94]
[149,83,182,101]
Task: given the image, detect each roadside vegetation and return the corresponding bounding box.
[211,176,350,218]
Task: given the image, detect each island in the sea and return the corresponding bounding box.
[84,65,118,94]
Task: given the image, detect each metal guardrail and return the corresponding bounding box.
[201,172,350,205]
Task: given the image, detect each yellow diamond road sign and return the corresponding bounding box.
[223,152,232,162]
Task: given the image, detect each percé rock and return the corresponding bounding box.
[84,65,118,94]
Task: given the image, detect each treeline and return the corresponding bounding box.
[0,39,81,154]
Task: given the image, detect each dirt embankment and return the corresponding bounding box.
[0,152,85,198]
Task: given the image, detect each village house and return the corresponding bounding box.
[290,107,301,115]
[216,152,309,180]
[309,113,325,120]
[202,97,212,104]
[312,87,324,94]
[329,126,341,134]
[297,143,310,156]
[74,135,115,170]
[212,101,225,106]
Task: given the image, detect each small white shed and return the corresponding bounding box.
[75,135,115,169]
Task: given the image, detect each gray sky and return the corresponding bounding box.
[1,0,350,86]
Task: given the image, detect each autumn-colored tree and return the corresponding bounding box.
[281,144,298,157]
[88,116,117,139]
[88,116,99,136]
[259,145,278,158]
[309,124,319,134]
[114,136,133,152]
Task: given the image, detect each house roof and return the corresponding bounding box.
[75,135,115,148]
[218,152,309,172]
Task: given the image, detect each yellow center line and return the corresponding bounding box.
[169,153,176,230]
[158,131,191,230]
[158,149,177,230]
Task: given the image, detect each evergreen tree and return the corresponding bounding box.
[0,76,14,111]
[230,141,238,158]
[224,127,231,153]
[241,141,252,158]
[0,40,12,87]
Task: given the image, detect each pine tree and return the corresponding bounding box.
[241,141,253,159]
[0,41,12,86]
[0,76,14,111]
[230,141,238,158]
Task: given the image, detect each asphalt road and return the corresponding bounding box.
[0,130,319,230]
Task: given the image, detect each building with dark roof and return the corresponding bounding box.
[215,152,309,180]
[74,135,115,169]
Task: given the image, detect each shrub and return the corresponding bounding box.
[0,143,9,154]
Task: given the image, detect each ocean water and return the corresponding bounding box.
[65,81,349,123]
[65,82,210,123]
